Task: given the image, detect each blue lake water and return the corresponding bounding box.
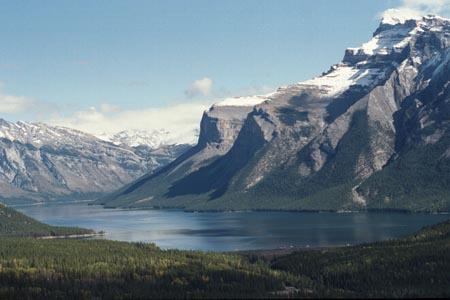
[14,202,450,251]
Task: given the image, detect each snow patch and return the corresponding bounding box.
[97,128,199,147]
[299,65,385,98]
[214,93,274,107]
[347,25,414,56]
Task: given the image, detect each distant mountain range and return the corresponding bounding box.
[97,128,199,148]
[0,119,190,203]
[98,15,450,213]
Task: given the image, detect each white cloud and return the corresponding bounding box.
[401,0,450,15]
[45,86,277,144]
[0,83,34,114]
[0,78,275,145]
[45,83,278,144]
[381,0,450,21]
[47,102,211,145]
[185,77,213,98]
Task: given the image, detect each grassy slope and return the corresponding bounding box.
[0,203,94,237]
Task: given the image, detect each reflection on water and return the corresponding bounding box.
[15,202,449,251]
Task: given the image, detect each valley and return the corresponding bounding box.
[0,119,191,204]
[1,4,450,299]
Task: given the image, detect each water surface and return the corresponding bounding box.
[15,202,449,251]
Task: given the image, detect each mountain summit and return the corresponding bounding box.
[99,15,450,212]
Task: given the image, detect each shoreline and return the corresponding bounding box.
[106,205,450,215]
[10,199,450,215]
[8,199,96,208]
[38,232,105,240]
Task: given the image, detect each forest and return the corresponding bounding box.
[1,203,450,299]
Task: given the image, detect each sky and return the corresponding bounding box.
[0,0,449,137]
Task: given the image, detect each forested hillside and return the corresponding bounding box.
[1,217,449,299]
[0,203,94,237]
[271,220,450,298]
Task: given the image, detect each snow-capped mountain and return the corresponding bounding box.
[0,119,102,147]
[97,128,199,148]
[0,119,189,203]
[99,15,450,213]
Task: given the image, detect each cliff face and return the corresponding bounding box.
[100,15,450,212]
[96,96,271,207]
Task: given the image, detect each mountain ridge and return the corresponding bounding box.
[97,15,450,212]
[0,119,190,203]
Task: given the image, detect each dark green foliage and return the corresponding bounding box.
[272,220,450,298]
[0,203,94,237]
[0,238,286,299]
[359,136,450,212]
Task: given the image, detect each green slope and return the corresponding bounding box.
[0,202,94,237]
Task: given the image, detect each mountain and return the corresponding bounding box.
[97,128,199,148]
[98,15,450,213]
[0,119,190,203]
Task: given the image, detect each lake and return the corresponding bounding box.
[15,202,449,252]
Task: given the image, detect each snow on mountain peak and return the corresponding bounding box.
[380,8,423,25]
[0,118,198,149]
[281,14,450,99]
[0,118,98,147]
[299,64,385,97]
[213,93,275,107]
[97,128,199,148]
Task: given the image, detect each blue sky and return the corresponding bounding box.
[0,0,447,136]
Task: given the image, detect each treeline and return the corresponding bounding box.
[0,203,94,237]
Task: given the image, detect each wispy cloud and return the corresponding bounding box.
[45,84,276,143]
[185,77,213,98]
[46,102,211,144]
[380,0,450,21]
[0,83,34,114]
[0,76,277,144]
